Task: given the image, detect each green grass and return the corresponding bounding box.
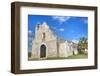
[46,54,87,60]
[28,53,88,61]
[66,54,88,59]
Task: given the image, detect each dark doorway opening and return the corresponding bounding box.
[40,44,46,58]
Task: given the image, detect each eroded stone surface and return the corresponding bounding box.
[31,22,78,59]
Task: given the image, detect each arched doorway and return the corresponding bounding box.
[40,44,46,58]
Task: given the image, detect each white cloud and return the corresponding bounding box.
[59,28,64,31]
[52,16,71,24]
[84,19,88,24]
[72,40,79,43]
[53,27,65,32]
[28,30,32,34]
[53,27,57,30]
[28,37,32,41]
[29,42,32,46]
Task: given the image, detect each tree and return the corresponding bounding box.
[78,37,88,54]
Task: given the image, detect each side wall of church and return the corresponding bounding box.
[46,40,58,58]
[59,43,68,57]
[59,41,78,58]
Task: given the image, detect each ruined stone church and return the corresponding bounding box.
[31,22,78,59]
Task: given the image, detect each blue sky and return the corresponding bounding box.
[28,15,88,52]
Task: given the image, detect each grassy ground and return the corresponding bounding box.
[46,54,87,60]
[66,54,88,59]
[28,53,88,61]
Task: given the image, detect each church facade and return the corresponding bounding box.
[31,22,78,59]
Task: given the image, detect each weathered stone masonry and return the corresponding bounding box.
[31,22,78,59]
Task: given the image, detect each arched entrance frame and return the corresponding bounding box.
[38,43,48,59]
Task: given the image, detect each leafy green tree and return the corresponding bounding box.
[78,37,88,54]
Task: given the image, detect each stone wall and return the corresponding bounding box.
[31,22,78,60]
[31,22,58,59]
